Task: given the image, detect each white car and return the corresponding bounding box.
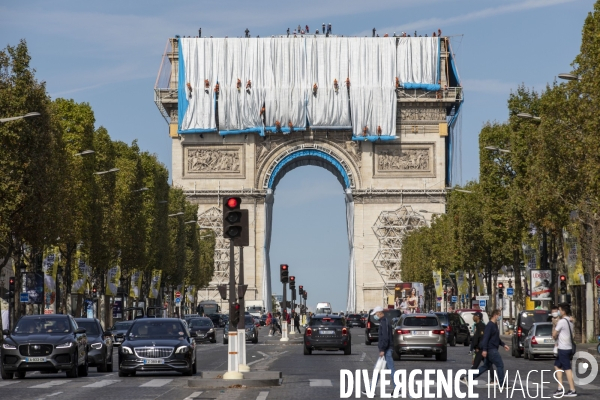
[457,310,489,336]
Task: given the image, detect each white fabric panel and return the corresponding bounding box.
[180,38,223,131]
[262,190,274,313]
[306,37,351,128]
[217,39,267,131]
[345,189,356,313]
[264,38,307,128]
[396,37,439,85]
[348,38,397,136]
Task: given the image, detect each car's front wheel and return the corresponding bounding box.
[78,355,89,377]
[436,348,448,361]
[304,346,312,355]
[15,371,26,379]
[66,354,79,378]
[106,350,114,372]
[118,370,129,377]
[97,352,108,372]
[0,367,13,380]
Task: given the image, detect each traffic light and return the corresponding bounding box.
[289,276,296,290]
[559,274,567,295]
[222,197,249,246]
[8,276,16,300]
[299,285,304,296]
[498,282,504,299]
[92,287,98,298]
[303,290,307,300]
[231,303,240,326]
[280,264,289,283]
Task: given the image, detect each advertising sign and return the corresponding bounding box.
[113,297,123,319]
[530,269,553,301]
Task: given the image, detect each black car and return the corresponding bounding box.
[434,312,471,347]
[1,315,88,379]
[118,318,197,376]
[512,309,552,358]
[75,318,114,372]
[207,313,224,328]
[188,317,216,343]
[304,314,351,355]
[111,320,134,346]
[223,316,258,344]
[364,309,401,345]
[346,314,364,328]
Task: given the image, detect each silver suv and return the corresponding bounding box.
[392,313,447,361]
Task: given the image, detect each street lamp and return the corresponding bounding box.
[454,189,473,193]
[184,220,197,225]
[158,200,168,204]
[0,112,41,123]
[130,187,149,193]
[94,168,120,175]
[168,212,184,217]
[558,73,580,81]
[484,146,511,153]
[74,150,95,156]
[516,113,541,122]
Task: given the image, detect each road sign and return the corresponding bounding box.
[506,288,514,296]
[595,274,600,288]
[451,296,458,303]
[175,291,181,299]
[479,299,487,308]
[175,297,181,304]
[436,297,442,301]
[476,296,489,301]
[20,293,29,303]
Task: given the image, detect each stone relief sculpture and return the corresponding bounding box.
[400,108,446,121]
[344,140,361,163]
[378,149,429,171]
[187,148,241,173]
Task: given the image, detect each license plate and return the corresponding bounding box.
[545,339,555,344]
[320,330,335,335]
[143,358,165,365]
[25,357,46,362]
[413,331,429,335]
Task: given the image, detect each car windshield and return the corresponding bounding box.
[189,319,212,328]
[348,314,360,319]
[520,311,551,330]
[534,324,553,336]
[403,317,439,327]
[14,317,71,334]
[245,316,254,324]
[76,320,100,335]
[112,321,133,331]
[310,317,343,326]
[128,321,186,339]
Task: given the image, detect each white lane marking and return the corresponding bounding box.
[47,393,63,397]
[359,352,366,362]
[29,380,71,389]
[140,378,173,387]
[183,392,203,400]
[83,379,121,388]
[256,391,269,400]
[0,381,20,387]
[309,379,332,387]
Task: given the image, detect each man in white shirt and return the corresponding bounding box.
[552,304,577,397]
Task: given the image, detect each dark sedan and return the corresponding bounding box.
[1,315,88,379]
[110,320,134,346]
[346,314,364,328]
[118,318,196,376]
[75,318,114,372]
[304,314,351,355]
[223,316,258,344]
[207,313,224,328]
[188,318,216,343]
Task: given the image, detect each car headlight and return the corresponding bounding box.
[2,343,16,350]
[121,346,133,354]
[175,346,189,354]
[208,328,214,333]
[56,342,73,349]
[91,342,103,349]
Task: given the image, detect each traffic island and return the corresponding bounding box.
[189,371,283,388]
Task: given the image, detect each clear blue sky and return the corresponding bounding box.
[1,0,594,312]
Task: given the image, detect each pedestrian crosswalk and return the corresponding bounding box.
[0,377,175,389]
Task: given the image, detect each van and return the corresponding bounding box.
[511,309,551,358]
[456,309,490,336]
[316,302,332,314]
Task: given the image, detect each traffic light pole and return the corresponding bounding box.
[224,238,242,380]
[280,282,288,341]
[237,247,249,372]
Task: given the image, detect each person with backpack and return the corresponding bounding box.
[552,304,577,397]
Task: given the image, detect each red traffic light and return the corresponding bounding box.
[498,283,504,289]
[9,277,15,284]
[226,197,240,209]
[281,264,288,270]
[299,285,303,289]
[559,274,567,282]
[235,303,240,310]
[289,276,295,282]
